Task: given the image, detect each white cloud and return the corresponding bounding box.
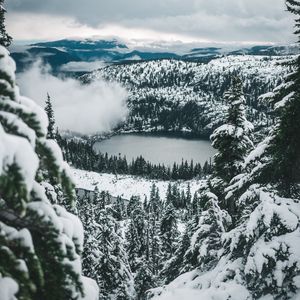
[6,0,296,44]
[60,61,105,72]
[6,13,101,41]
[17,62,128,134]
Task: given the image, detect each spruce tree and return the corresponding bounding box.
[211,77,254,184]
[0,47,98,299]
[45,93,56,140]
[160,203,179,261]
[260,0,300,197]
[184,190,231,272]
[134,260,155,300]
[0,0,12,47]
[126,201,147,272]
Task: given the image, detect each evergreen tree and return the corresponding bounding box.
[184,190,231,272]
[0,47,97,299]
[211,77,254,184]
[92,207,134,299]
[0,0,11,47]
[134,260,155,300]
[126,202,147,272]
[156,4,300,298]
[45,93,56,139]
[160,226,191,284]
[259,0,300,197]
[160,203,179,261]
[148,183,161,218]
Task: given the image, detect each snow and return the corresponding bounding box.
[274,91,295,110]
[0,124,39,193]
[0,222,34,253]
[54,205,85,252]
[19,96,48,137]
[0,111,36,146]
[0,277,18,300]
[0,47,16,82]
[151,258,251,300]
[71,168,204,200]
[81,277,99,300]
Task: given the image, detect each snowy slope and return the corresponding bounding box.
[82,55,293,136]
[71,168,204,200]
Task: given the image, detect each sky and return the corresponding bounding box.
[5,0,296,45]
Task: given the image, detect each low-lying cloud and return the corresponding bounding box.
[60,61,106,72]
[17,62,128,135]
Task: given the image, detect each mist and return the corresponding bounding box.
[17,62,128,135]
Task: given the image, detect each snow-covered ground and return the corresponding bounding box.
[71,168,204,200]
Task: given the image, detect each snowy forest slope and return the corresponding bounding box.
[82,55,293,136]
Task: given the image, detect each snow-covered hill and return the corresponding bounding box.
[83,55,293,136]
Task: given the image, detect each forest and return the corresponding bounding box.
[1,0,300,300]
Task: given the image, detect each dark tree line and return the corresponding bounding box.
[58,137,213,180]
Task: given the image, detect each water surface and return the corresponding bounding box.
[94,134,216,166]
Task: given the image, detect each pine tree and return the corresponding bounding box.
[148,183,161,219]
[160,203,179,261]
[0,0,11,47]
[126,202,147,272]
[184,190,231,272]
[45,93,56,139]
[0,47,97,299]
[160,226,190,284]
[258,0,300,197]
[134,260,155,300]
[211,77,254,184]
[81,202,100,281]
[93,207,134,299]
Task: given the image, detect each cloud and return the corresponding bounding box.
[60,61,105,72]
[6,0,296,44]
[17,62,128,135]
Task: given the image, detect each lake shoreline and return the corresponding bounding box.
[115,130,211,141]
[93,133,216,167]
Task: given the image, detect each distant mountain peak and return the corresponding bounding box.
[31,38,128,50]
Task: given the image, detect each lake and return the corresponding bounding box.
[93,134,216,167]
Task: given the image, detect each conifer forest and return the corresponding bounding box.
[1,0,300,299]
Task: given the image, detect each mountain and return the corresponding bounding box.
[82,55,291,137]
[10,38,299,73]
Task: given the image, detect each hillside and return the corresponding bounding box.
[82,55,292,137]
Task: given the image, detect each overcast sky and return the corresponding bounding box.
[5,0,296,45]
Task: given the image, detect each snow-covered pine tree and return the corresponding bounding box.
[45,93,56,140]
[152,3,300,298]
[147,204,162,277]
[94,207,134,299]
[210,77,254,213]
[160,225,191,284]
[135,260,155,300]
[221,3,300,297]
[160,203,179,261]
[0,47,98,299]
[148,183,161,219]
[183,189,231,272]
[258,0,300,198]
[81,204,100,283]
[211,77,254,183]
[0,0,11,47]
[126,201,147,272]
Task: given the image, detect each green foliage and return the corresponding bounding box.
[0,0,12,47]
[45,93,56,140]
